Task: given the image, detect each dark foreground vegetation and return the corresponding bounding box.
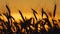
[0,4,60,34]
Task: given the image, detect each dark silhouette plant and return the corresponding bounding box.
[31,8,38,20]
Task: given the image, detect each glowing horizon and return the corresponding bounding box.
[0,0,60,19]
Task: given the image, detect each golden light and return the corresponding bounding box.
[0,0,60,34]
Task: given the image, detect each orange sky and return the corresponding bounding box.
[0,0,60,21]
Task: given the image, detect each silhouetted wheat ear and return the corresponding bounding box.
[4,5,16,33]
[6,5,10,16]
[3,4,10,19]
[42,8,48,19]
[5,4,14,19]
[31,8,38,20]
[53,4,56,18]
[19,10,25,21]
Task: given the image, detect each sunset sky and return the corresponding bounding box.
[0,0,60,21]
